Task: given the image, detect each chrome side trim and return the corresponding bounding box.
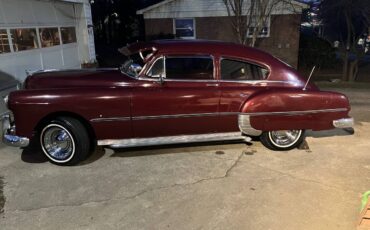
[133,112,219,121]
[91,112,223,122]
[238,114,262,136]
[91,117,131,122]
[242,108,348,116]
[26,69,60,76]
[333,117,354,128]
[219,80,296,85]
[27,68,119,76]
[90,108,347,123]
[98,132,251,148]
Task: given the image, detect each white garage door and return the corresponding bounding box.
[0,0,82,81]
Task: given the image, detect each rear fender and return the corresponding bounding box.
[239,89,350,133]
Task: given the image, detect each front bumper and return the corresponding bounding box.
[333,117,354,129]
[1,114,29,147]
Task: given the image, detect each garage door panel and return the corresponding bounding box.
[13,51,43,80]
[33,1,58,25]
[0,0,88,81]
[41,48,63,69]
[55,2,76,25]
[0,0,5,24]
[0,55,18,80]
[62,45,79,68]
[1,0,35,25]
[15,52,42,77]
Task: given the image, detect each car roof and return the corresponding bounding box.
[123,39,279,67]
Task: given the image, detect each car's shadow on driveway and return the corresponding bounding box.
[18,140,252,165]
[20,140,107,165]
[19,128,353,164]
[306,128,354,138]
[20,145,48,164]
[109,140,252,158]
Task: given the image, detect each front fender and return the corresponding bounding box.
[8,88,132,139]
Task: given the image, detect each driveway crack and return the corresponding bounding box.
[6,153,244,214]
[249,162,358,193]
[0,176,5,215]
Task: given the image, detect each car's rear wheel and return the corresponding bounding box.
[260,129,305,151]
[40,117,90,165]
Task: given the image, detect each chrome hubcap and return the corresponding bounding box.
[268,130,302,148]
[41,124,75,162]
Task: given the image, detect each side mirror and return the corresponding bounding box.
[158,74,164,85]
[151,74,164,85]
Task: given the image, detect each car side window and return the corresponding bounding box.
[221,59,269,81]
[147,57,164,78]
[165,56,214,80]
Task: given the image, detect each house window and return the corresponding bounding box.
[247,17,270,38]
[174,18,195,39]
[10,28,39,52]
[60,27,77,44]
[39,27,60,47]
[221,58,269,80]
[0,29,11,54]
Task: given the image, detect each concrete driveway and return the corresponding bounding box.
[0,84,369,230]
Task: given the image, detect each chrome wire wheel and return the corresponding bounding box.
[268,130,303,148]
[40,124,75,163]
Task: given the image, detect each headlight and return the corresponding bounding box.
[3,95,9,107]
[16,81,24,90]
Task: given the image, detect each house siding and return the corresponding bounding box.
[256,14,301,68]
[138,0,306,19]
[144,14,301,67]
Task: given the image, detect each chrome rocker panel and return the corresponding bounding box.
[1,114,29,147]
[98,132,251,148]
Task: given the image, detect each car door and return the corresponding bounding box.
[218,57,270,132]
[131,55,220,138]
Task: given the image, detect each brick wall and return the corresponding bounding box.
[144,18,174,39]
[144,14,301,68]
[258,14,301,68]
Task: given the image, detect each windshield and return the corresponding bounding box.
[120,50,154,77]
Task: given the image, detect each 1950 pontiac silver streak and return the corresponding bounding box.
[1,40,354,165]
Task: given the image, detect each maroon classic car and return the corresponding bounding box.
[2,40,353,165]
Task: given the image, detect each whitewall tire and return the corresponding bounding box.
[260,129,305,151]
[39,117,90,165]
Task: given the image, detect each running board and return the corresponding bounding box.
[98,132,251,148]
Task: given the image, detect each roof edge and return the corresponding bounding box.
[137,0,176,15]
[291,0,310,9]
[137,0,309,15]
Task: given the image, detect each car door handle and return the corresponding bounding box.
[206,83,219,87]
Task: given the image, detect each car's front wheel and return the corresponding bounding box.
[40,116,91,165]
[260,129,305,151]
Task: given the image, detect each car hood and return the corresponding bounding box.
[25,69,135,89]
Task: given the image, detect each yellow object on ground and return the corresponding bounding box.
[358,191,370,229]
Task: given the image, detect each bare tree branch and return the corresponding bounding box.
[222,0,298,46]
